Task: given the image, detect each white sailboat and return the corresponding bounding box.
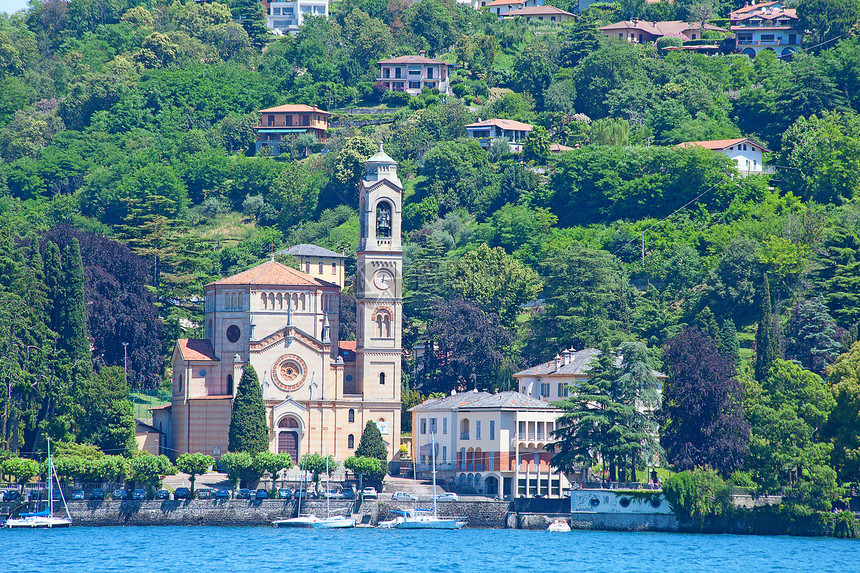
[273,457,319,528]
[311,452,355,529]
[4,439,72,529]
[393,431,465,530]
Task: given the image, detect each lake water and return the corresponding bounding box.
[1,527,856,573]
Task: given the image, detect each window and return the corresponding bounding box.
[557,383,569,397]
[442,446,447,464]
[540,383,550,397]
[178,375,183,393]
[518,421,525,440]
[348,434,354,449]
[427,67,434,79]
[383,68,390,79]
[318,261,323,273]
[268,114,275,126]
[489,420,495,440]
[408,69,421,76]
[488,451,494,470]
[421,418,427,434]
[302,114,310,126]
[394,68,402,78]
[348,409,355,423]
[430,418,437,434]
[273,7,281,14]
[442,418,447,434]
[476,421,481,440]
[305,262,310,273]
[331,262,337,275]
[376,201,392,238]
[313,5,325,13]
[408,81,420,90]
[301,4,311,11]
[379,372,386,385]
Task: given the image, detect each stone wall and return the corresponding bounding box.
[373,500,510,528]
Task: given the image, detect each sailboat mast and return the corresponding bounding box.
[47,438,53,518]
[431,430,437,518]
[325,451,330,518]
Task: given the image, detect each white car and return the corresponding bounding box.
[362,487,378,499]
[434,492,459,502]
[391,491,417,501]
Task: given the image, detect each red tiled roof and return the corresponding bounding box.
[177,339,218,361]
[188,395,233,400]
[258,104,332,115]
[466,118,534,131]
[339,341,357,351]
[677,138,771,153]
[550,143,574,152]
[483,0,525,6]
[378,55,450,65]
[150,404,172,411]
[599,20,726,38]
[210,260,336,288]
[503,5,574,17]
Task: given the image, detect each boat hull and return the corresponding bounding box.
[4,516,72,529]
[311,517,356,529]
[273,516,319,528]
[394,518,466,530]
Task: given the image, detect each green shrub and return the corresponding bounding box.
[663,468,733,527]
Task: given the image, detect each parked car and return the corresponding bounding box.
[434,492,459,502]
[277,488,291,500]
[51,488,63,501]
[89,488,104,500]
[362,487,378,499]
[341,489,355,500]
[391,491,417,501]
[293,489,308,500]
[132,489,146,500]
[155,489,170,500]
[174,487,190,500]
[255,488,268,500]
[322,489,343,499]
[28,490,43,501]
[236,488,251,499]
[112,488,127,500]
[71,490,85,500]
[215,489,231,500]
[197,488,211,500]
[0,490,7,502]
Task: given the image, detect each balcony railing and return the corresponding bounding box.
[460,432,469,440]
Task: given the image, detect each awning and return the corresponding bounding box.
[256,128,310,133]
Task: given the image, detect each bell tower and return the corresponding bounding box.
[355,143,402,402]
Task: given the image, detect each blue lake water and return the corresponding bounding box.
[1,527,857,573]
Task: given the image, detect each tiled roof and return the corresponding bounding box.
[513,347,667,379]
[188,395,233,400]
[378,55,450,65]
[599,20,726,38]
[177,339,218,361]
[483,0,526,6]
[465,118,534,131]
[550,143,574,152]
[503,5,574,16]
[210,260,337,287]
[338,340,357,362]
[258,104,332,115]
[677,138,771,153]
[410,391,557,411]
[150,404,171,411]
[277,244,345,258]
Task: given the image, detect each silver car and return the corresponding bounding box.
[391,491,417,501]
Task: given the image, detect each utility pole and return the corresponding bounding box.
[122,342,129,384]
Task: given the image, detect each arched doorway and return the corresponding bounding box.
[485,475,499,495]
[277,417,300,461]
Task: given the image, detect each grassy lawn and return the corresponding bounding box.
[130,390,171,421]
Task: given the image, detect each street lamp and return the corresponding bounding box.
[122,342,129,383]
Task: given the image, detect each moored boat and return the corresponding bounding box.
[547,518,571,532]
[4,439,72,529]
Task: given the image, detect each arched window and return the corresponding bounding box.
[348,409,355,423]
[348,434,355,449]
[261,293,267,309]
[376,201,392,238]
[226,374,233,395]
[300,293,306,310]
[460,418,470,440]
[178,375,183,393]
[379,372,385,385]
[319,262,323,274]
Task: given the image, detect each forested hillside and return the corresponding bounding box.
[2,0,860,511]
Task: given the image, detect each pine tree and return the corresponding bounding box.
[785,296,842,375]
[355,420,388,462]
[695,306,719,341]
[755,274,778,382]
[717,319,741,367]
[228,364,268,454]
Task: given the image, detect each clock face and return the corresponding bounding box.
[373,269,394,290]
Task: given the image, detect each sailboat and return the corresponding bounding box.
[311,451,355,529]
[273,456,319,528]
[392,431,465,530]
[4,439,72,529]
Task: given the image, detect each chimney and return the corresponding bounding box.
[554,354,562,370]
[419,50,426,57]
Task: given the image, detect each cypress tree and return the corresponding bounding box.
[755,274,778,382]
[58,239,91,369]
[43,240,62,334]
[228,364,268,453]
[355,420,388,462]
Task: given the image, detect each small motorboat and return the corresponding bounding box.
[547,518,571,532]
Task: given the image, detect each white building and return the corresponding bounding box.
[676,138,771,175]
[481,0,543,16]
[377,53,452,97]
[465,119,533,153]
[263,0,328,34]
[410,391,571,499]
[731,1,800,58]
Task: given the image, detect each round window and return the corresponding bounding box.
[589,496,600,508]
[199,369,207,377]
[651,497,662,509]
[226,325,241,343]
[345,375,353,382]
[619,497,631,508]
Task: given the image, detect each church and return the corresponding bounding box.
[153,145,403,463]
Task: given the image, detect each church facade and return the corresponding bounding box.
[153,146,403,463]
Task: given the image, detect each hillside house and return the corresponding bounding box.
[730,1,800,58]
[599,19,726,43]
[502,5,574,23]
[676,138,771,175]
[377,53,452,96]
[466,119,533,153]
[261,0,328,33]
[254,104,330,156]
